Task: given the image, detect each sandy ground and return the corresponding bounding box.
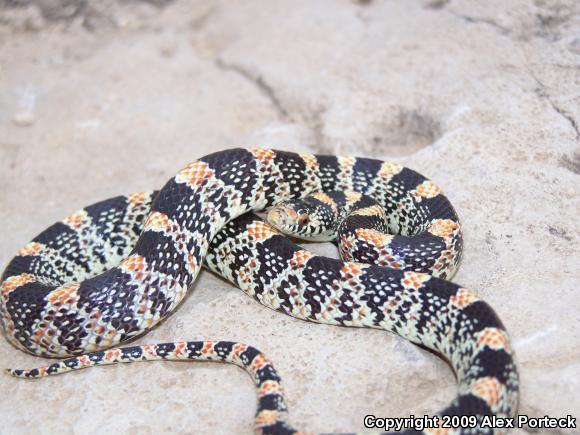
[0,1,579,434]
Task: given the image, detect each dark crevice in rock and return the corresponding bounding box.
[449,11,511,36]
[549,103,580,140]
[37,0,87,21]
[533,62,580,174]
[215,58,291,122]
[313,108,442,157]
[423,0,450,10]
[559,152,580,175]
[0,0,175,31]
[126,0,174,7]
[532,1,579,41]
[548,226,573,241]
[529,70,580,142]
[377,108,442,154]
[536,12,569,30]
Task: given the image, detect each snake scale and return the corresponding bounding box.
[1,148,518,434]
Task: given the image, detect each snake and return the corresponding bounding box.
[1,148,518,434]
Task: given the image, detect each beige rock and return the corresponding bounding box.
[0,1,578,434]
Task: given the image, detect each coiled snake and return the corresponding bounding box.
[1,148,518,434]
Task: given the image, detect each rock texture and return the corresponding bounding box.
[0,1,579,434]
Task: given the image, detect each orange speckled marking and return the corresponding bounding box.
[201,341,215,355]
[120,255,147,274]
[378,162,403,178]
[344,191,363,205]
[232,342,248,358]
[341,262,364,277]
[47,283,80,305]
[355,228,394,248]
[477,327,511,353]
[175,160,214,187]
[248,147,275,165]
[63,210,89,229]
[251,353,270,371]
[248,221,278,240]
[78,355,91,366]
[105,348,122,361]
[402,271,430,289]
[18,242,44,257]
[289,250,313,268]
[311,191,336,207]
[336,157,356,190]
[144,211,171,231]
[471,376,503,408]
[142,344,158,358]
[127,191,149,206]
[350,204,385,217]
[1,274,36,297]
[258,380,284,396]
[186,253,199,272]
[173,341,187,357]
[450,288,480,308]
[255,409,280,428]
[414,180,442,199]
[301,154,318,170]
[338,156,356,169]
[429,219,460,238]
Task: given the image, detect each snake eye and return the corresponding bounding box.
[298,214,309,226]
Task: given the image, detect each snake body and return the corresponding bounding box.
[1,148,518,434]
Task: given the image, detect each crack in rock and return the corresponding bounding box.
[529,69,580,142]
[529,68,580,174]
[449,11,511,36]
[549,103,580,140]
[215,58,291,122]
[423,0,512,37]
[559,152,580,175]
[423,0,450,10]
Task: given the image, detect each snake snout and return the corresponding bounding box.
[267,208,287,228]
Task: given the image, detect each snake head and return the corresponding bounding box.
[266,198,335,242]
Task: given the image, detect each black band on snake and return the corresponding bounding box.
[0,148,518,434]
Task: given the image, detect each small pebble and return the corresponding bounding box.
[12,112,36,127]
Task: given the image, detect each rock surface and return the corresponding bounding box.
[0,1,579,434]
